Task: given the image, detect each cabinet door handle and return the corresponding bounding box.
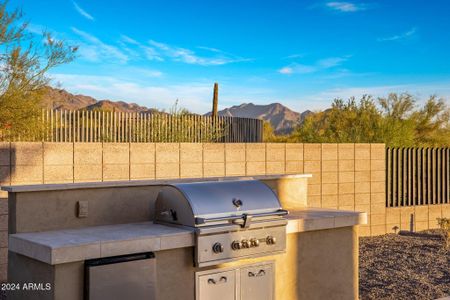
[208,276,227,284]
[248,269,266,277]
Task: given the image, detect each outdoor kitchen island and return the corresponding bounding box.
[3,174,366,300]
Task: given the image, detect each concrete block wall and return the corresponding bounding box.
[0,142,449,281]
[385,204,450,233]
[303,143,387,236]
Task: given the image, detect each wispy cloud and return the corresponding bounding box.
[149,40,249,66]
[71,27,128,63]
[120,35,139,45]
[73,1,94,21]
[197,46,222,53]
[81,33,246,66]
[278,56,350,75]
[141,46,164,61]
[26,23,46,34]
[377,27,417,42]
[284,54,305,59]
[325,2,367,12]
[278,67,294,74]
[317,57,348,68]
[119,35,164,61]
[278,65,315,75]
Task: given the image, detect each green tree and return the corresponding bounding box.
[263,121,288,142]
[263,121,276,142]
[291,95,383,143]
[289,110,328,143]
[377,93,417,147]
[0,1,77,140]
[412,96,450,146]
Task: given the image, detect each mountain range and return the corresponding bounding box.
[209,103,311,133]
[42,87,158,114]
[42,87,310,133]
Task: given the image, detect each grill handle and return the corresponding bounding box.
[195,209,288,226]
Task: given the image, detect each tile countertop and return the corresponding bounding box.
[9,208,366,265]
[286,208,367,234]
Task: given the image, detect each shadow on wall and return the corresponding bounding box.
[1,142,48,196]
[0,143,15,281]
[0,143,15,199]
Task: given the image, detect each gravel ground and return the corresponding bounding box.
[1,230,448,300]
[360,230,450,300]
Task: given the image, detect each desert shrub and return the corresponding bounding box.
[437,217,450,248]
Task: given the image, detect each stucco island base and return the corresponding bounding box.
[8,226,357,300]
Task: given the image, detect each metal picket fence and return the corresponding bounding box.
[0,110,264,143]
[386,147,450,207]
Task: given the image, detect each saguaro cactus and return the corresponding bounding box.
[212,82,218,117]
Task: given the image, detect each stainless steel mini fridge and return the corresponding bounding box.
[84,252,156,300]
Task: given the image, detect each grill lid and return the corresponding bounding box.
[155,180,285,227]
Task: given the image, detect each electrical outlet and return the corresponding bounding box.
[77,201,88,218]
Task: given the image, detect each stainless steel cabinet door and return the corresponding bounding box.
[240,264,274,300]
[197,270,236,300]
[86,254,156,300]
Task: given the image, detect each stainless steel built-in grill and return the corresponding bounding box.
[155,180,288,267]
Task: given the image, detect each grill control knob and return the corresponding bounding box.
[241,239,250,248]
[212,242,224,253]
[231,240,241,250]
[250,238,260,247]
[266,236,276,245]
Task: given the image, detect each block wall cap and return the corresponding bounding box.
[1,174,312,193]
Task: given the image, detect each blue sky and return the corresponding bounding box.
[13,0,450,113]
